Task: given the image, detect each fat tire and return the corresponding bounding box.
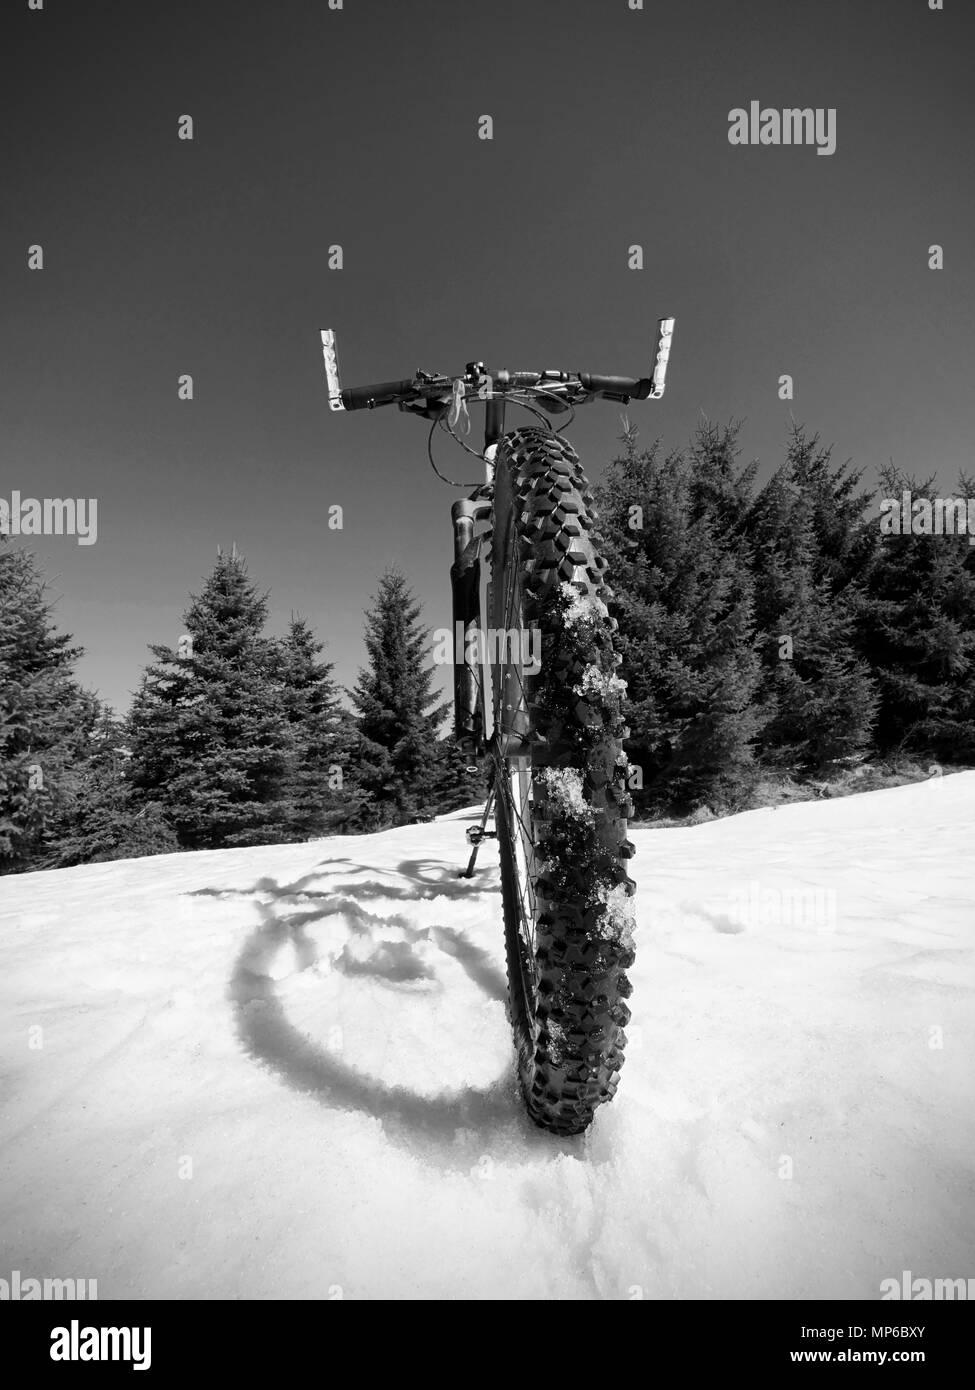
[491,426,636,1137]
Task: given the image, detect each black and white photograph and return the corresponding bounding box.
[2,0,973,1348]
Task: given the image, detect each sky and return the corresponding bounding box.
[2,0,974,714]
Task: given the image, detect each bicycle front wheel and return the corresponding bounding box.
[490,426,636,1136]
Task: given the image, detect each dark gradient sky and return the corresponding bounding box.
[3,0,973,714]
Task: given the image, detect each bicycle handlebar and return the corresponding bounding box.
[320,319,675,414]
[340,374,647,412]
[340,379,418,411]
[578,373,652,400]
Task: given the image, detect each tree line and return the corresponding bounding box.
[595,420,975,815]
[3,420,974,872]
[1,548,473,872]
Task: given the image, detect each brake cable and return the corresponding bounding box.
[427,387,579,487]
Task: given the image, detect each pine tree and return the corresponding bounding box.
[748,486,878,773]
[349,569,474,827]
[276,615,363,838]
[127,548,292,848]
[742,428,879,776]
[0,541,93,871]
[594,426,765,815]
[783,422,876,593]
[687,417,758,537]
[42,708,178,868]
[856,464,975,761]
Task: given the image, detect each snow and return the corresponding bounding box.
[535,766,593,823]
[1,774,973,1300]
[596,881,637,951]
[576,662,628,704]
[559,581,608,627]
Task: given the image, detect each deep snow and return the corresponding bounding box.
[1,774,973,1300]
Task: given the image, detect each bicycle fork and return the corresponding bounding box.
[451,400,504,877]
[451,393,532,878]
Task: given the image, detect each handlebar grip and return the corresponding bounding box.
[341,379,418,410]
[579,374,652,401]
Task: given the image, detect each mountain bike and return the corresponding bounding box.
[318,319,675,1135]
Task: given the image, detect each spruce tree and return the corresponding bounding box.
[127,548,292,848]
[748,487,877,773]
[856,465,975,761]
[744,440,878,775]
[783,423,876,593]
[349,569,473,827]
[42,708,178,868]
[594,426,764,815]
[276,616,364,837]
[687,418,758,538]
[0,542,92,871]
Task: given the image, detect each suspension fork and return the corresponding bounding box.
[483,390,528,745]
[450,389,506,747]
[453,392,507,873]
[450,496,483,749]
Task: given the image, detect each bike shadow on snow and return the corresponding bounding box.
[207,860,584,1170]
[321,855,502,902]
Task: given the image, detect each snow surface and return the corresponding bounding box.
[1,774,973,1300]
